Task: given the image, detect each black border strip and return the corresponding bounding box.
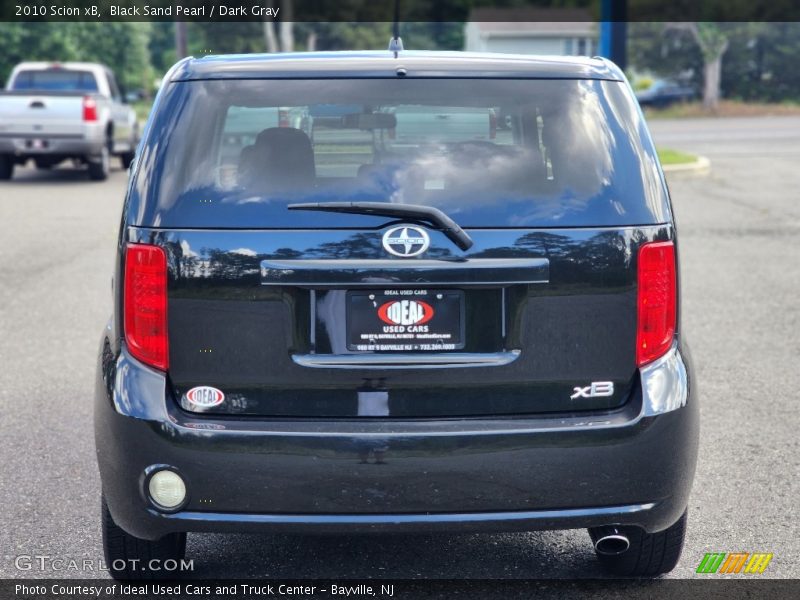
[4,1,800,23]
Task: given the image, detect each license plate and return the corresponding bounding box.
[347,289,465,352]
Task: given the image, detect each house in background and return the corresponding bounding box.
[464,9,598,56]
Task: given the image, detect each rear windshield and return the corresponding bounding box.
[10,69,99,92]
[131,78,669,228]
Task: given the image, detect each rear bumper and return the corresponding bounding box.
[0,131,105,158]
[95,342,698,540]
[144,503,663,536]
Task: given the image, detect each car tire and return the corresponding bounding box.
[88,143,111,181]
[0,154,13,180]
[589,510,687,577]
[102,495,187,580]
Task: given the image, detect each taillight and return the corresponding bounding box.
[636,241,676,367]
[82,96,97,122]
[124,244,168,371]
[278,108,289,127]
[489,110,497,139]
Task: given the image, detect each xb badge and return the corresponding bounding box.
[570,381,614,400]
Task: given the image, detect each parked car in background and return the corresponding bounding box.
[383,105,498,150]
[0,62,139,180]
[96,51,697,579]
[124,90,146,104]
[635,79,697,108]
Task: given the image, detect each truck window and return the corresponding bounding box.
[11,69,99,92]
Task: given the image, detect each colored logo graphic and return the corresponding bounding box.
[696,552,773,574]
[185,385,225,408]
[378,300,434,326]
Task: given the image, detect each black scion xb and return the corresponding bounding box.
[95,51,698,579]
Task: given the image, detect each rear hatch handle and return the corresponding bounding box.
[288,201,474,251]
[261,257,549,287]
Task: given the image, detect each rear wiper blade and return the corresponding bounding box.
[287,202,473,251]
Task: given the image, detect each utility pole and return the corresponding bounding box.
[598,0,627,70]
[174,21,188,58]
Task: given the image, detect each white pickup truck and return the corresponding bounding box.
[0,62,139,180]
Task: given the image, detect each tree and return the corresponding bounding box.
[670,23,730,110]
[149,23,177,74]
[0,22,153,94]
[174,22,188,59]
[263,21,279,53]
[262,0,295,52]
[629,22,797,108]
[280,0,295,52]
[720,22,800,102]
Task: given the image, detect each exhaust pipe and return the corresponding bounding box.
[592,527,630,556]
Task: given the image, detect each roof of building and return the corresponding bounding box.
[467,9,596,36]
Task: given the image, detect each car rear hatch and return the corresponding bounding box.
[125,75,673,419]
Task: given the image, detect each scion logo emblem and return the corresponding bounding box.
[382,225,430,258]
[571,381,614,400]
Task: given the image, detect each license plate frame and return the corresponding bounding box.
[346,289,465,352]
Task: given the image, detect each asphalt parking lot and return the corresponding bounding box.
[0,116,798,581]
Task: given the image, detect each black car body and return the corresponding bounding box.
[635,79,697,108]
[95,51,698,578]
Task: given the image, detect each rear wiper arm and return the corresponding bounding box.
[287,202,473,251]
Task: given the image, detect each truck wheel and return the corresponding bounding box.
[589,510,687,576]
[120,151,135,170]
[102,495,187,580]
[0,155,13,180]
[88,144,110,181]
[121,125,139,169]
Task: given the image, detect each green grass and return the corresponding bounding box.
[657,148,697,166]
[644,99,800,119]
[131,100,153,123]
